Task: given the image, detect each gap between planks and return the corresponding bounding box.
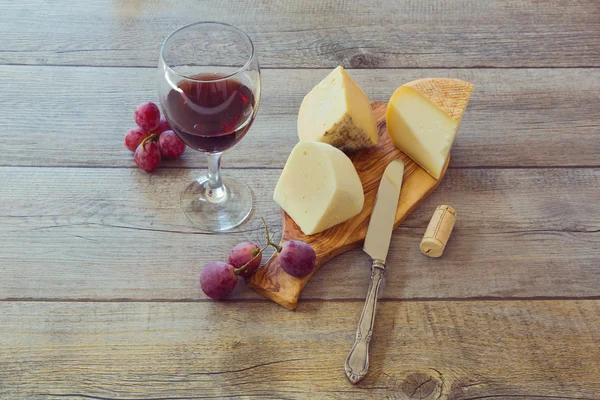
[1,63,600,69]
[4,296,600,303]
[1,165,599,170]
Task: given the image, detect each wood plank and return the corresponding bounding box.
[1,167,598,301]
[2,66,599,168]
[1,0,599,68]
[1,300,600,398]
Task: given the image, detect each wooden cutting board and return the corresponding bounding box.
[248,102,448,310]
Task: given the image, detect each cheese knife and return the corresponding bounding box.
[344,159,405,384]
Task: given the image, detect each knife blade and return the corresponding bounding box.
[344,159,404,384]
[363,159,405,263]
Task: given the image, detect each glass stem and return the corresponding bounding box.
[206,152,227,202]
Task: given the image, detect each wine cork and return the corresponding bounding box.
[420,205,456,258]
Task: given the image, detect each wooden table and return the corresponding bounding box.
[1,1,600,398]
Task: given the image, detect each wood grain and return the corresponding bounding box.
[249,101,451,310]
[2,66,599,169]
[1,0,599,397]
[2,300,600,399]
[1,166,598,301]
[1,0,599,68]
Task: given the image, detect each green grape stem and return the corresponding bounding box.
[234,217,282,275]
[140,132,159,149]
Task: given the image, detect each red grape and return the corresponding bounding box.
[134,102,161,131]
[279,240,316,278]
[200,261,238,299]
[158,130,186,158]
[155,118,172,135]
[134,141,161,171]
[124,127,149,152]
[228,241,262,279]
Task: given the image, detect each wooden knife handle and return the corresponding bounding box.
[344,260,385,384]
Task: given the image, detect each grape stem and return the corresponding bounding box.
[234,217,282,275]
[140,132,159,149]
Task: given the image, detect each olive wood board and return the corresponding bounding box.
[248,102,448,309]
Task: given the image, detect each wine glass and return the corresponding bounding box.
[158,22,261,232]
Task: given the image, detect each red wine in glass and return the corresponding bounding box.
[158,22,260,231]
[165,74,256,153]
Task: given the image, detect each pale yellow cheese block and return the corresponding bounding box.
[386,78,474,179]
[273,141,364,235]
[298,66,378,152]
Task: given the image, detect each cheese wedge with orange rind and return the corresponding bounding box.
[386,78,474,179]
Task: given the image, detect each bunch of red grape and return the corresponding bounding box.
[200,219,317,299]
[124,102,186,171]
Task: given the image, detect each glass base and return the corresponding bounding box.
[181,175,252,232]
